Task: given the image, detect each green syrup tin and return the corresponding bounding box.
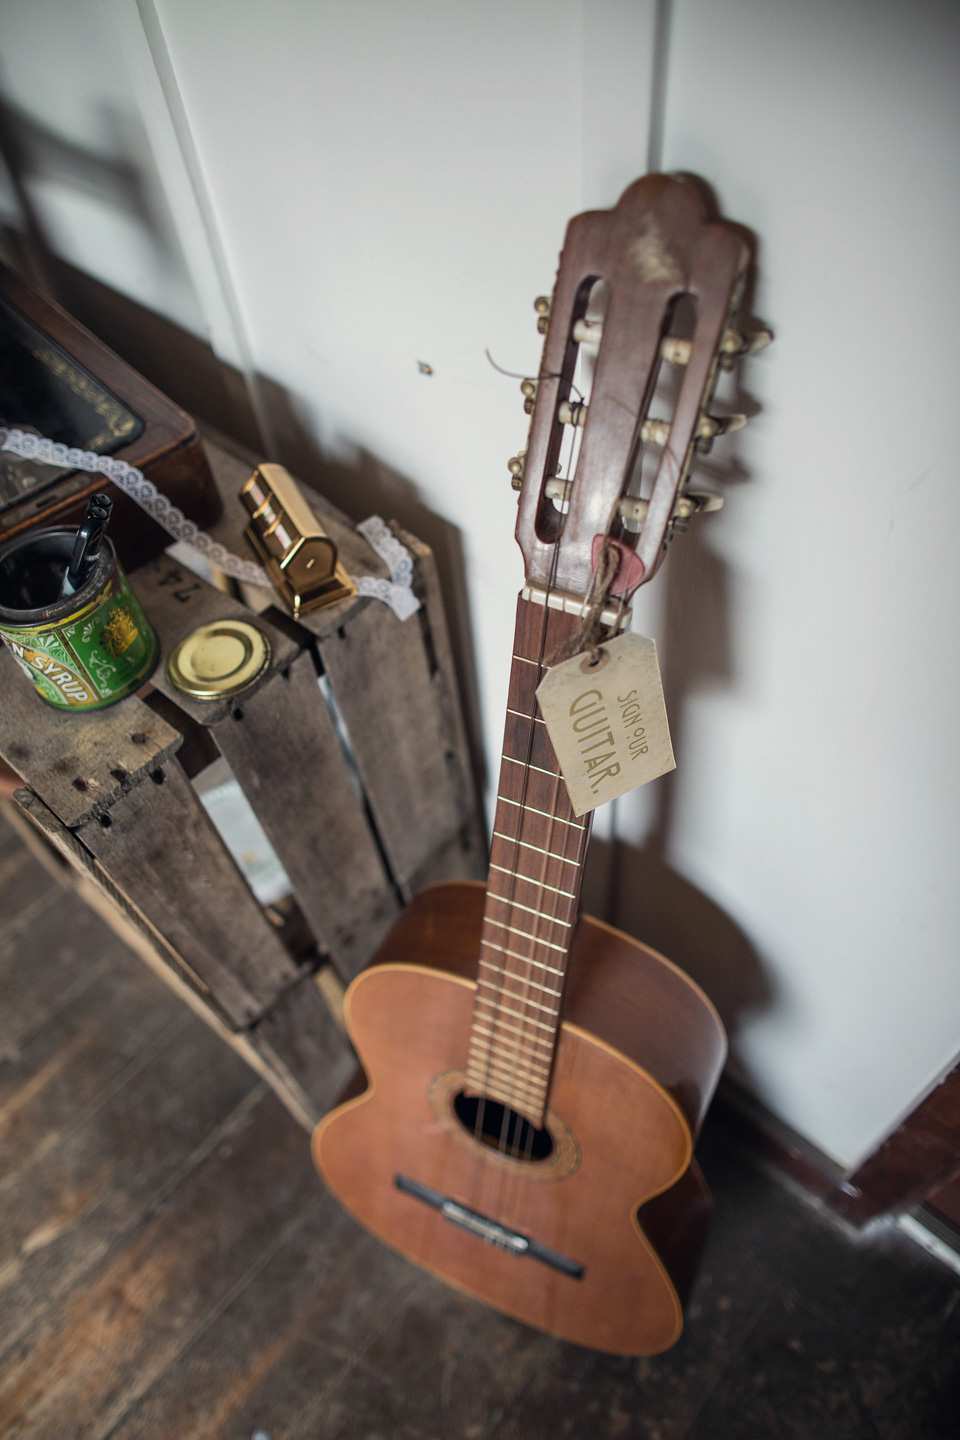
[0,528,157,710]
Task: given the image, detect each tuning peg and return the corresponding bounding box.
[660,337,691,365]
[520,378,537,414]
[719,326,773,369]
[744,328,773,355]
[618,490,721,530]
[534,296,551,334]
[640,418,671,447]
[557,399,588,427]
[544,476,573,505]
[695,412,746,453]
[508,449,527,490]
[639,413,745,452]
[572,318,603,346]
[699,413,746,439]
[685,485,724,513]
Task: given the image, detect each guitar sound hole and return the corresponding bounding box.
[452,1091,554,1162]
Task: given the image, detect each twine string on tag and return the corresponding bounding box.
[545,539,621,668]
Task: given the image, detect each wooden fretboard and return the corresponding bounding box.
[464,596,592,1126]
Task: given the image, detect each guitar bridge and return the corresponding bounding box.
[394,1173,584,1279]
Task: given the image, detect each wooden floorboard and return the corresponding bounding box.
[1,813,958,1439]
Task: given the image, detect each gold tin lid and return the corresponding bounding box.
[166,620,270,699]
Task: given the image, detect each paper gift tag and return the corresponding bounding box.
[535,632,675,816]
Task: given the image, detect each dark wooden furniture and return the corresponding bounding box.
[0,262,220,569]
[0,433,484,1130]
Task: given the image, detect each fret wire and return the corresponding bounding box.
[474,998,558,1032]
[485,895,572,926]
[467,1050,551,1084]
[500,756,558,778]
[471,1020,555,1050]
[483,919,568,953]
[476,979,559,1014]
[467,1053,550,1088]
[466,1056,548,1091]
[472,1018,556,1049]
[480,939,564,974]
[496,796,582,830]
[491,833,581,865]
[487,864,576,899]
[477,964,561,997]
[468,605,589,1113]
[467,1047,551,1081]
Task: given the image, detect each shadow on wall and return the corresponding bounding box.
[0,102,777,1062]
[1,244,489,810]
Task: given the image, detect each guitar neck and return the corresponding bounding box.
[464,594,593,1126]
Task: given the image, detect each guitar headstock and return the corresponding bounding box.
[514,174,767,601]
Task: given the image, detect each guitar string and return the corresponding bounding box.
[472,416,597,1231]
[467,412,576,1179]
[489,552,629,1227]
[492,572,612,1226]
[466,335,635,1225]
[482,406,622,1160]
[468,514,564,1166]
[483,416,581,1140]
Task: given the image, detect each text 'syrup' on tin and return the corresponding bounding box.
[0,528,157,710]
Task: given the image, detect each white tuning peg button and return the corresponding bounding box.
[697,413,746,440]
[685,487,724,513]
[660,337,691,365]
[558,399,588,427]
[572,319,603,346]
[640,418,671,446]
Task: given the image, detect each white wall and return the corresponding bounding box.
[2,0,957,1170]
[649,0,960,1162]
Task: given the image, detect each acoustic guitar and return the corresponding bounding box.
[313,174,764,1355]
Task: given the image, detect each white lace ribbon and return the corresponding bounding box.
[0,427,419,620]
[354,516,421,621]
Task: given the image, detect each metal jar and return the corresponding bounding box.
[0,528,157,710]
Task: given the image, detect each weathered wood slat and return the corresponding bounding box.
[395,524,487,883]
[12,788,218,1008]
[209,648,399,979]
[315,598,463,890]
[0,645,182,828]
[195,433,483,890]
[74,759,299,1028]
[12,790,353,1130]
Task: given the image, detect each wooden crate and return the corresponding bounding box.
[0,434,485,1129]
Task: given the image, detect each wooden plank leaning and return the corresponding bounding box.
[0,644,300,1029]
[130,552,401,980]
[7,789,355,1129]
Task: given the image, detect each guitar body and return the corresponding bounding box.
[313,882,726,1356]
